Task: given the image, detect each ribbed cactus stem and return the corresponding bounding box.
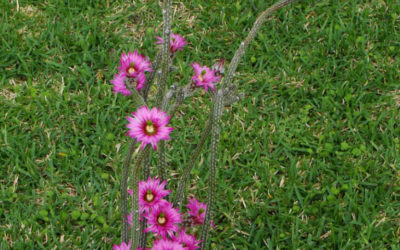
[129,84,146,107]
[121,79,147,243]
[124,77,147,107]
[120,140,136,243]
[173,118,212,208]
[143,51,162,101]
[154,0,171,108]
[138,218,147,248]
[131,146,150,249]
[138,154,151,248]
[136,1,172,246]
[142,154,151,181]
[154,0,172,183]
[200,90,224,249]
[222,0,298,88]
[157,141,167,181]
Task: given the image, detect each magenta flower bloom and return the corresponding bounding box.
[110,72,146,95]
[113,241,131,250]
[174,229,201,250]
[134,72,146,90]
[186,197,207,225]
[110,73,130,96]
[126,106,174,150]
[144,201,182,238]
[156,33,188,53]
[152,238,185,250]
[191,63,221,92]
[118,50,152,78]
[139,177,171,213]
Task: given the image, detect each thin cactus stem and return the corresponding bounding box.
[138,219,147,248]
[128,82,147,107]
[222,0,298,89]
[138,154,150,248]
[130,1,172,244]
[167,83,198,117]
[173,117,212,208]
[172,86,237,209]
[161,83,178,111]
[143,50,162,101]
[154,0,172,107]
[131,146,150,249]
[123,75,151,247]
[154,0,172,182]
[124,77,146,107]
[142,151,151,180]
[120,140,136,243]
[120,80,147,243]
[120,79,148,243]
[200,90,224,249]
[157,141,167,181]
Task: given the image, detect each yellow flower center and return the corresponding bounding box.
[145,120,156,135]
[127,67,136,75]
[127,62,136,75]
[145,124,155,134]
[198,208,205,214]
[157,213,167,225]
[199,69,206,81]
[145,190,155,202]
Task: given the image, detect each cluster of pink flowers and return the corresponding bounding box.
[110,34,224,151]
[114,177,208,249]
[111,33,222,97]
[111,33,222,249]
[111,50,153,95]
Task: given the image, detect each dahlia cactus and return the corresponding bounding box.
[110,0,301,249]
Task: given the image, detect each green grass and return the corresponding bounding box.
[1,0,400,248]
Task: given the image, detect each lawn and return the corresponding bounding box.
[1,0,400,248]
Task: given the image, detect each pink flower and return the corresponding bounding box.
[152,238,185,250]
[118,50,152,78]
[186,197,207,225]
[139,177,171,213]
[174,229,201,250]
[191,63,221,92]
[126,106,174,150]
[111,72,146,95]
[113,241,131,250]
[156,33,188,53]
[144,201,182,238]
[110,73,130,96]
[134,72,146,90]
